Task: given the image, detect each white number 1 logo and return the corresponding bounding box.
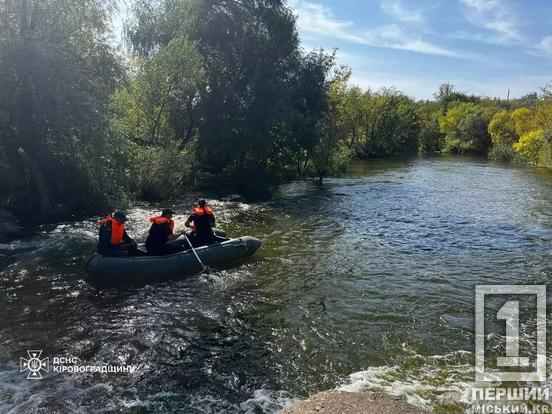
[496,301,529,368]
[475,285,546,382]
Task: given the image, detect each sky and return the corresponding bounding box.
[112,0,552,100]
[288,0,552,99]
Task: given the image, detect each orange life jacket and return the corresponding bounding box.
[193,207,213,216]
[98,217,125,245]
[149,216,175,232]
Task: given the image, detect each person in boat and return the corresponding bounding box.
[145,208,187,256]
[97,211,139,256]
[185,198,226,247]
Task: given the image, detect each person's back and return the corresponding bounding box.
[185,199,217,247]
[145,209,185,256]
[97,211,136,256]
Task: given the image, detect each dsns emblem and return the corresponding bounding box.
[20,350,49,379]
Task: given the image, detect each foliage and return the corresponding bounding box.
[311,69,352,182]
[0,0,123,222]
[514,130,545,162]
[440,103,491,154]
[125,0,337,196]
[434,83,481,112]
[417,106,444,154]
[488,144,519,162]
[337,89,421,158]
[489,111,517,146]
[130,145,193,201]
[1,0,551,228]
[512,108,534,136]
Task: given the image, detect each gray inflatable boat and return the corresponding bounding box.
[85,236,261,288]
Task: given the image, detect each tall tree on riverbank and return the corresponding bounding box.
[0,0,123,221]
[125,0,333,197]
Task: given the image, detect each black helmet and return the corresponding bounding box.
[198,198,206,207]
[113,211,128,223]
[162,208,176,217]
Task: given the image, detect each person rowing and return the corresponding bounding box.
[97,211,141,256]
[145,208,187,256]
[185,199,227,247]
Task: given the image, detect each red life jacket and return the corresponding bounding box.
[98,217,125,245]
[193,207,213,216]
[149,216,175,232]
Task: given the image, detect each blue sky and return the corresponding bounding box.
[113,0,552,100]
[288,0,552,99]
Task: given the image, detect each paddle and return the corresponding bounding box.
[184,233,210,273]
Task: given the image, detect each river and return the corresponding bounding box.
[1,156,551,413]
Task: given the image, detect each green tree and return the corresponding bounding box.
[0,0,123,222]
[311,69,352,183]
[418,113,443,153]
[440,103,490,154]
[434,83,480,112]
[127,0,332,197]
[357,90,420,158]
[457,107,492,154]
[488,110,517,146]
[284,50,337,178]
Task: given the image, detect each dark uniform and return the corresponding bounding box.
[187,206,219,247]
[145,214,186,256]
[97,213,138,256]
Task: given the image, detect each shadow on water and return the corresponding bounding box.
[0,156,552,413]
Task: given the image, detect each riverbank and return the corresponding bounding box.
[281,391,425,414]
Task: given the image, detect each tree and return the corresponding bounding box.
[440,103,490,154]
[125,0,340,197]
[418,112,444,153]
[0,0,123,221]
[457,107,491,154]
[512,108,534,137]
[488,110,517,146]
[540,82,552,102]
[311,69,352,183]
[353,90,420,158]
[514,130,545,163]
[114,37,204,147]
[435,83,456,103]
[284,49,337,178]
[434,83,480,112]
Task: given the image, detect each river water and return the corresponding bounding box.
[1,156,551,413]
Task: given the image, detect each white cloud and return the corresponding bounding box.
[458,0,521,44]
[380,0,424,24]
[289,0,458,57]
[288,0,365,43]
[537,35,552,56]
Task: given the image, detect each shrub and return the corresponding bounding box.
[514,130,544,164]
[488,144,519,162]
[131,145,192,201]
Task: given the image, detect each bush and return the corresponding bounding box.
[418,115,443,153]
[441,104,491,154]
[131,145,192,201]
[514,130,544,163]
[488,144,519,162]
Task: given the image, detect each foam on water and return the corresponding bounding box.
[239,389,297,413]
[338,350,474,412]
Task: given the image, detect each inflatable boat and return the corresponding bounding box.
[85,236,261,288]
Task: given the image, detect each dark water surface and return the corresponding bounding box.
[1,157,551,413]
